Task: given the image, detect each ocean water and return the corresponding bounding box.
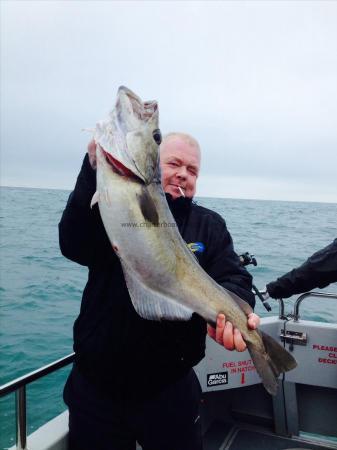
[0,186,336,449]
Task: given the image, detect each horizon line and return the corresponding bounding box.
[1,184,336,206]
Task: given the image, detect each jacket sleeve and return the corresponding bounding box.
[58,154,103,266]
[267,238,337,299]
[204,216,255,308]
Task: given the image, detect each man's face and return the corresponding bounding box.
[160,136,200,199]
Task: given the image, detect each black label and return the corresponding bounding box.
[207,371,228,386]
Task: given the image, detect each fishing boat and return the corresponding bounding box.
[1,289,337,450]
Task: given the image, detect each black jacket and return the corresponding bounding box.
[267,238,337,299]
[59,155,254,399]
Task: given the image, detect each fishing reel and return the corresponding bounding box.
[239,252,272,312]
[239,252,257,267]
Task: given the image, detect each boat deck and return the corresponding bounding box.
[203,421,335,450]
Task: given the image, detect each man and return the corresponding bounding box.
[59,132,259,450]
[265,238,337,299]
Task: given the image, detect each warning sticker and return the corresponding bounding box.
[222,359,256,374]
[312,344,337,365]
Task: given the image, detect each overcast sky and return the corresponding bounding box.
[1,1,337,202]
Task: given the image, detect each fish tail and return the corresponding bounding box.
[247,330,297,395]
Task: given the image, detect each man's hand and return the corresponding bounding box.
[207,312,260,352]
[88,139,97,170]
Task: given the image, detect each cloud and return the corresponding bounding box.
[1,1,337,202]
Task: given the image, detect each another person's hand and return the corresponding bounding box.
[88,139,97,170]
[207,312,260,352]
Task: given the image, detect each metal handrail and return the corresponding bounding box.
[0,352,75,450]
[269,292,337,321]
[293,291,337,322]
[0,352,75,397]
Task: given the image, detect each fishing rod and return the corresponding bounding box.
[239,252,272,312]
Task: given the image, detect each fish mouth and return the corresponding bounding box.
[102,148,142,181]
[95,86,160,184]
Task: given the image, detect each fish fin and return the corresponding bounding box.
[226,289,253,316]
[260,330,297,374]
[137,188,159,226]
[247,330,297,395]
[121,261,193,321]
[90,191,100,208]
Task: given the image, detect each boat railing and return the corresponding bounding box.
[0,352,75,450]
[293,291,337,321]
[268,291,337,320]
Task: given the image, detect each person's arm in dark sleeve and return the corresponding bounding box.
[58,154,98,266]
[205,216,255,309]
[267,238,337,299]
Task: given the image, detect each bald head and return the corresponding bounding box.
[160,132,201,161]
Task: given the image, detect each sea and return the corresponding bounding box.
[0,186,336,449]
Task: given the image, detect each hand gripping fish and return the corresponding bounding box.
[91,86,297,395]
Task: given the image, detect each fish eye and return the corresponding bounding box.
[152,129,162,145]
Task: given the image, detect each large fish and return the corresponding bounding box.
[91,86,296,395]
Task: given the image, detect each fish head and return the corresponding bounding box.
[94,86,161,184]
